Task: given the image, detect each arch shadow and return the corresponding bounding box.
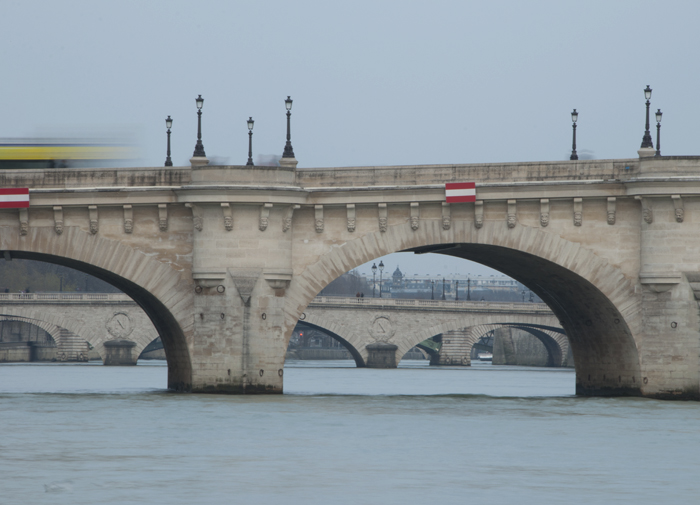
[295,320,365,367]
[3,250,191,390]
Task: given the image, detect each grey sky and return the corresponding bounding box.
[2,0,698,278]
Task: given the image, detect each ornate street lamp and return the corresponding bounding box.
[442,277,446,300]
[455,280,459,301]
[192,95,206,158]
[640,85,654,149]
[372,263,377,298]
[282,96,295,158]
[467,277,471,301]
[522,289,526,302]
[164,116,173,167]
[570,109,578,160]
[655,109,663,157]
[246,117,255,166]
[431,280,434,300]
[378,260,384,298]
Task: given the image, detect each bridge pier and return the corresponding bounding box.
[103,339,137,365]
[366,343,398,368]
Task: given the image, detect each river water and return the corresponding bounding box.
[1,360,699,504]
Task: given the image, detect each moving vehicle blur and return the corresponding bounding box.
[0,138,135,169]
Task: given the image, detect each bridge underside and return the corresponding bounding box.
[408,243,644,397]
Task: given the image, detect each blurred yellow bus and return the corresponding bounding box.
[0,139,135,169]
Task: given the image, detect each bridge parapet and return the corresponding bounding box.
[310,296,551,314]
[0,293,132,302]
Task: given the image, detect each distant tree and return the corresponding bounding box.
[0,259,121,293]
[318,269,371,297]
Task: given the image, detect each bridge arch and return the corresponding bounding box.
[424,323,569,367]
[0,307,158,363]
[295,319,365,366]
[0,314,62,344]
[1,226,193,390]
[285,219,642,395]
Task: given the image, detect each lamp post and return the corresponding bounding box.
[164,116,173,167]
[192,95,206,158]
[246,117,255,166]
[522,289,526,302]
[378,261,384,298]
[455,280,459,301]
[640,85,654,149]
[431,280,434,300]
[655,109,663,157]
[467,277,471,301]
[372,263,377,298]
[282,96,295,158]
[570,109,578,160]
[529,289,534,303]
[442,277,446,300]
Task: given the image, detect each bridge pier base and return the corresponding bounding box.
[103,340,137,366]
[366,343,398,368]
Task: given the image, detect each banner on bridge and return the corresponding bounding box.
[0,188,29,208]
[445,182,475,203]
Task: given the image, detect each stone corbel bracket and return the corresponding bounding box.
[410,202,420,231]
[474,201,484,229]
[441,203,451,230]
[378,203,388,232]
[221,203,233,231]
[259,203,272,231]
[185,203,203,231]
[672,195,684,223]
[640,272,682,293]
[539,199,549,227]
[88,205,98,234]
[284,205,300,232]
[193,269,227,290]
[573,198,583,227]
[53,206,63,235]
[158,204,168,231]
[507,200,517,229]
[19,208,29,236]
[123,205,133,234]
[607,197,616,225]
[263,269,293,291]
[346,204,356,232]
[315,205,324,233]
[636,196,653,224]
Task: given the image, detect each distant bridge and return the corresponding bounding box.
[0,292,565,367]
[301,296,565,367]
[0,292,157,364]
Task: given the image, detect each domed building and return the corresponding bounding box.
[391,265,404,289]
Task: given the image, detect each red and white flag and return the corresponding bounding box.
[0,188,30,208]
[445,182,476,203]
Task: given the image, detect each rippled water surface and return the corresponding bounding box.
[1,360,699,504]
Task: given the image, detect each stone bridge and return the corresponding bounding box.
[2,155,700,399]
[300,296,564,367]
[0,292,566,367]
[0,292,158,364]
